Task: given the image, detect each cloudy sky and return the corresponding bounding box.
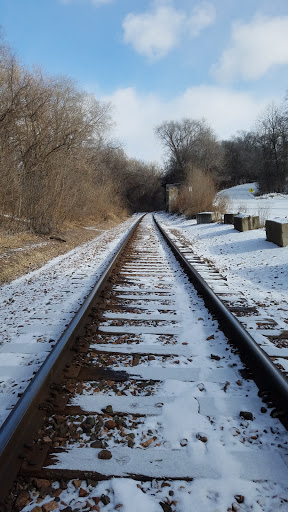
[1,0,288,164]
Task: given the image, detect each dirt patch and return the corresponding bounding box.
[0,219,124,285]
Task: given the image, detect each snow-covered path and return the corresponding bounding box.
[218,182,288,220]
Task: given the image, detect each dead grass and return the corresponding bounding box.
[0,217,125,285]
[175,168,217,217]
[0,232,44,255]
[214,193,233,214]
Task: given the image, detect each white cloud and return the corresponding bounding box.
[91,0,113,5]
[122,4,184,60]
[101,86,270,163]
[122,1,216,61]
[60,0,113,5]
[213,15,288,83]
[188,1,216,37]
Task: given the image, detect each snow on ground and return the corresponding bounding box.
[1,190,288,512]
[18,215,288,512]
[218,182,288,220]
[0,216,140,426]
[157,184,288,323]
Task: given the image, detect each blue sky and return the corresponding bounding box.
[1,0,288,163]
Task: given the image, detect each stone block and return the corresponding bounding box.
[234,215,260,232]
[224,213,238,224]
[196,212,221,224]
[265,219,288,247]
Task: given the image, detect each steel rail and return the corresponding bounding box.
[154,215,288,415]
[0,215,144,498]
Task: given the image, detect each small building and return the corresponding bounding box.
[166,184,180,213]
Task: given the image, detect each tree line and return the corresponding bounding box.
[1,31,288,232]
[155,94,288,215]
[222,98,288,194]
[0,36,164,234]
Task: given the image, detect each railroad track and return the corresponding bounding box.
[155,214,288,384]
[1,214,288,511]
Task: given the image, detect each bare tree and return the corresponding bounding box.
[3,64,114,232]
[221,132,261,188]
[155,118,223,185]
[0,39,33,222]
[0,32,165,233]
[254,102,288,193]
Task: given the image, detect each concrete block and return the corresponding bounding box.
[234,215,260,232]
[266,219,288,247]
[224,213,238,224]
[196,212,222,224]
